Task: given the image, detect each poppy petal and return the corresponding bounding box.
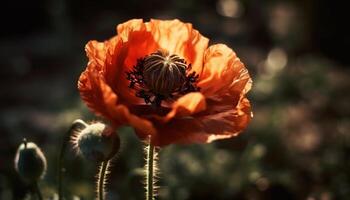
[117,19,159,69]
[84,36,142,105]
[78,63,109,118]
[153,96,251,146]
[146,19,209,73]
[162,92,206,122]
[78,64,156,137]
[198,44,252,98]
[85,40,108,69]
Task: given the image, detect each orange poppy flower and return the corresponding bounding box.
[78,19,252,147]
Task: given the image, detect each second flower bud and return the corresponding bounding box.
[72,121,120,162]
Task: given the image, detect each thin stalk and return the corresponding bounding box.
[97,160,110,200]
[58,119,87,200]
[34,182,43,200]
[146,138,156,200]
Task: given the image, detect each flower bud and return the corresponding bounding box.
[72,122,120,162]
[14,139,47,183]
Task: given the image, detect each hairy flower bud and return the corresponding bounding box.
[14,139,47,183]
[72,122,120,162]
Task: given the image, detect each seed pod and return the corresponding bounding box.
[72,122,120,162]
[143,50,187,96]
[14,139,47,183]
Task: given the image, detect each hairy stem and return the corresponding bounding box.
[145,137,156,200]
[58,119,87,200]
[97,160,110,200]
[34,182,43,200]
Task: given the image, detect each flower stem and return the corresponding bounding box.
[97,160,110,200]
[58,119,87,200]
[145,137,156,200]
[34,182,43,200]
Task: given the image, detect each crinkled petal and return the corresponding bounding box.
[78,62,156,137]
[146,19,209,73]
[198,44,252,98]
[83,36,141,104]
[78,63,109,118]
[117,19,159,69]
[158,92,207,122]
[117,19,146,41]
[85,40,108,68]
[153,96,252,146]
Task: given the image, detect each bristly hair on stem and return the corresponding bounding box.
[144,136,159,200]
[96,159,112,200]
[34,182,43,200]
[58,119,88,200]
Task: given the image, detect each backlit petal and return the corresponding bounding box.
[117,19,159,69]
[146,19,209,73]
[198,44,252,98]
[153,96,252,146]
[78,64,156,137]
[162,92,207,122]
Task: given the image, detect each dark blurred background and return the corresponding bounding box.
[1,0,349,199]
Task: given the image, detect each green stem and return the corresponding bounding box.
[97,160,110,200]
[34,182,43,200]
[146,138,155,200]
[58,119,87,200]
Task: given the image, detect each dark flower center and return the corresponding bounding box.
[126,50,200,106]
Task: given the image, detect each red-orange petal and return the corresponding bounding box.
[153,96,252,146]
[85,40,108,69]
[198,44,252,98]
[83,36,142,104]
[78,61,156,138]
[116,19,159,69]
[146,19,209,73]
[159,92,207,122]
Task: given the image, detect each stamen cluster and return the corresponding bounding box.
[127,50,200,106]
